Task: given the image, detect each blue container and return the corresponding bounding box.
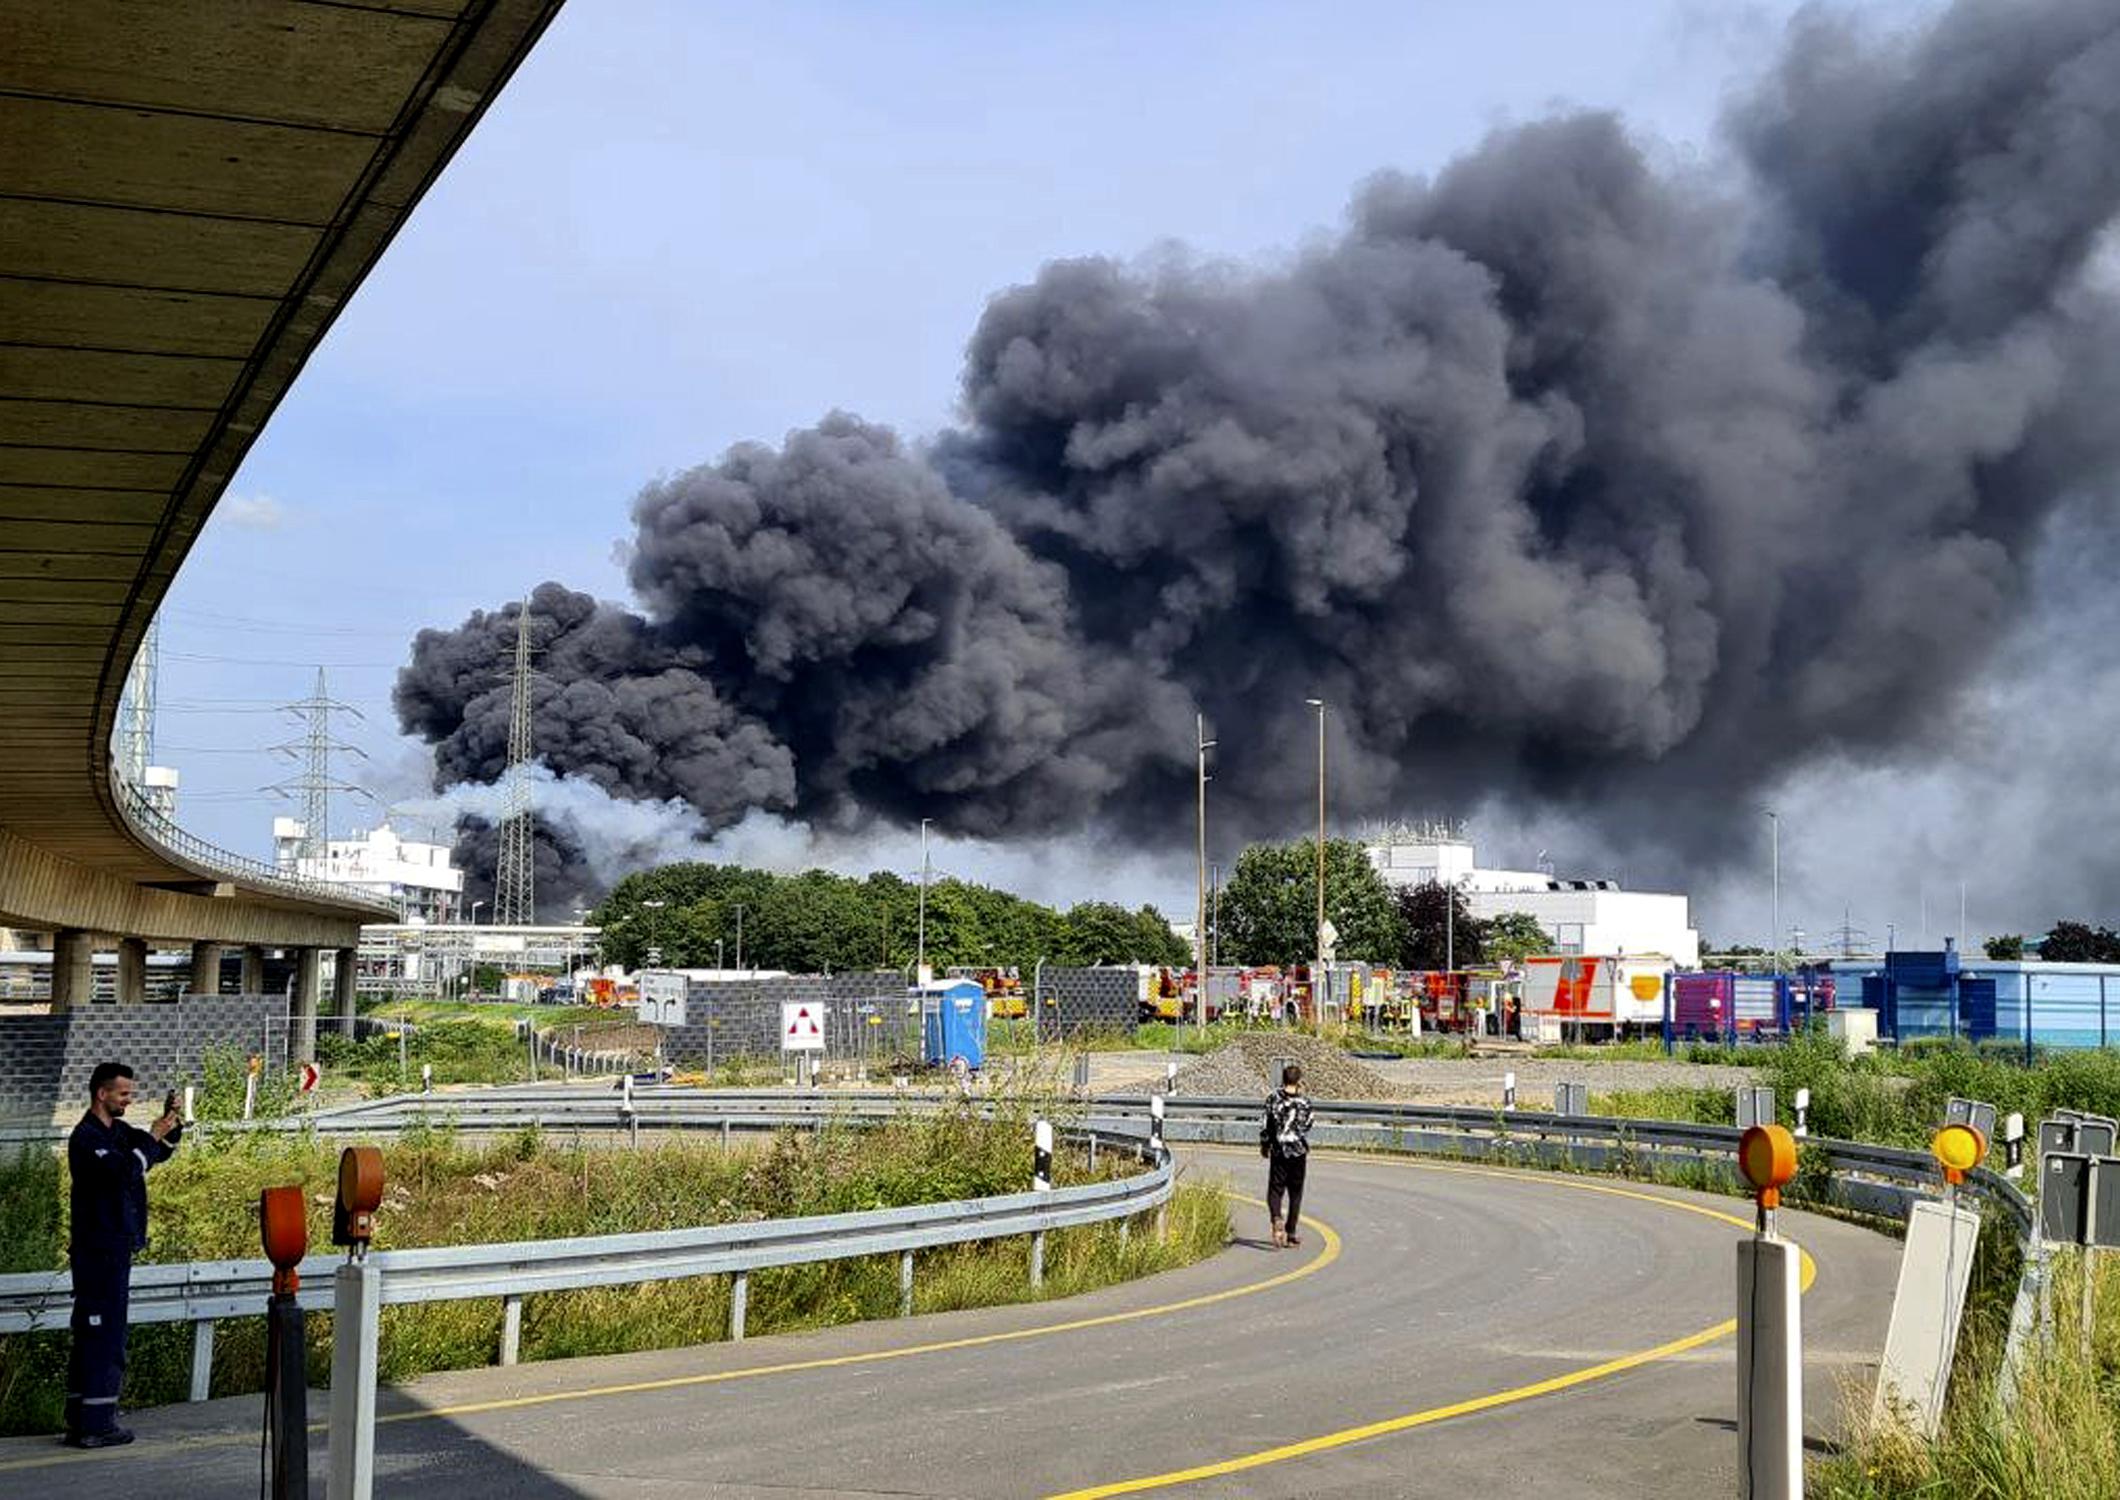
[919,979,987,1070]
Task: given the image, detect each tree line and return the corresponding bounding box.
[588,863,1188,975]
[587,838,1557,978]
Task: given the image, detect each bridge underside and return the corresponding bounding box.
[0,1,562,965]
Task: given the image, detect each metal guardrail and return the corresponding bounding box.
[0,1083,2036,1405]
[0,1098,1167,1375]
[112,775,394,914]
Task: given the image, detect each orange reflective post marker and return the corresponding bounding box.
[1734,1123,1801,1500]
[258,1185,309,1499]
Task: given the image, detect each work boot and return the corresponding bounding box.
[1270,1215,1286,1249]
[62,1427,134,1449]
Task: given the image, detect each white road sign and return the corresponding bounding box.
[781,1000,826,1053]
[638,971,687,1027]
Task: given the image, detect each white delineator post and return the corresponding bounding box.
[1735,1125,1802,1500]
[329,1261,382,1497]
[1149,1093,1170,1241]
[421,1062,432,1095]
[1793,1088,1811,1138]
[1503,1071,1516,1112]
[1031,1119,1053,1288]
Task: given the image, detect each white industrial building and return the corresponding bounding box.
[1367,826,1700,968]
[274,818,465,923]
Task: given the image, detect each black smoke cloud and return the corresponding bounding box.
[397,0,2120,909]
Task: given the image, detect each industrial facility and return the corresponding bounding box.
[1366,825,1702,968]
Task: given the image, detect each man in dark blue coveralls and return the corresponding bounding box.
[65,1060,182,1448]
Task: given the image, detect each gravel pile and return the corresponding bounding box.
[1170,1033,1396,1101]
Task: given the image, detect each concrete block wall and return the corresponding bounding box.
[0,995,287,1119]
[1038,967,1140,1035]
[661,971,905,1066]
[650,967,1140,1064]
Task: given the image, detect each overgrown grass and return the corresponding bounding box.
[0,1109,1226,1435]
[1541,1037,1774,1067]
[1587,1025,2120,1160]
[1811,1252,2119,1499]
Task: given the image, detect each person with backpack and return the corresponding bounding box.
[1261,1062,1314,1248]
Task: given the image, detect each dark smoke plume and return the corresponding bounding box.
[397,0,2120,912]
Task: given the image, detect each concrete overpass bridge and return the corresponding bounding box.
[0,0,563,1053]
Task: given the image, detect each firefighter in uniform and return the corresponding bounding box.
[64,1061,182,1448]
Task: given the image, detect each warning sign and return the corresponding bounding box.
[780,1001,826,1053]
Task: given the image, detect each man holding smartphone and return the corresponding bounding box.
[64,1061,183,1448]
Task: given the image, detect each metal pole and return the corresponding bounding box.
[1195,714,1213,1032]
[734,904,745,974]
[1767,810,1779,975]
[917,818,930,981]
[1306,698,1326,966]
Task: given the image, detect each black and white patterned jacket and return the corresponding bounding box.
[1263,1089,1313,1159]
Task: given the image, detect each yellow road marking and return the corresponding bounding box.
[1046,1153,1820,1498]
[0,1182,1335,1474]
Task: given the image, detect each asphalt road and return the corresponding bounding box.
[0,1150,1900,1498]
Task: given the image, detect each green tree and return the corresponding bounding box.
[1217,838,1402,967]
[1395,881,1484,969]
[1983,934,2026,961]
[1479,911,1552,964]
[2037,922,2120,962]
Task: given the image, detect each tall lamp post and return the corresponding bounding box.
[1306,696,1327,982]
[1195,714,1215,1030]
[732,903,746,974]
[917,817,932,983]
[1764,809,1780,975]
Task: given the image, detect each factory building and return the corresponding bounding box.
[1835,946,2120,1050]
[273,818,464,923]
[1366,826,1700,968]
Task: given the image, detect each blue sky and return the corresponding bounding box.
[159,0,1978,941]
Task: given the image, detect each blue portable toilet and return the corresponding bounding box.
[919,979,986,1070]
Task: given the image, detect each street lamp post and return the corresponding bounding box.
[1305,698,1326,966]
[733,903,745,974]
[1765,810,1780,975]
[1195,713,1214,1031]
[917,818,932,983]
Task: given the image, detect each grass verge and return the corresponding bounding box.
[0,1108,1227,1435]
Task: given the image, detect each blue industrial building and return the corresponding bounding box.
[1835,942,2120,1051]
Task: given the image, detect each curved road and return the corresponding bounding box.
[0,1150,1898,1498]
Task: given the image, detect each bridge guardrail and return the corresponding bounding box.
[111,776,394,915]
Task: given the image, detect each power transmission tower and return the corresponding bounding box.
[493,601,537,926]
[117,615,157,790]
[265,668,371,864]
[1829,906,1871,960]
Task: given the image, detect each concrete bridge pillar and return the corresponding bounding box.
[50,929,94,1010]
[292,947,320,1062]
[241,945,266,995]
[336,948,359,1037]
[190,940,223,997]
[117,936,148,1005]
